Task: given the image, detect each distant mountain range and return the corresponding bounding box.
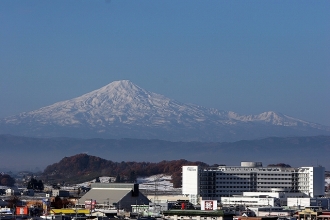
[1,134,329,171]
[0,80,329,142]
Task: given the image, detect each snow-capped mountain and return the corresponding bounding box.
[0,80,329,142]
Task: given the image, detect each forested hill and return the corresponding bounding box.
[42,154,209,187]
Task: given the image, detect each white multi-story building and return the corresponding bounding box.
[182,162,325,204]
[182,166,200,205]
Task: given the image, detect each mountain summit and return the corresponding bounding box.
[1,80,329,141]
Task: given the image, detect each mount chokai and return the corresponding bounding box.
[0,80,329,142]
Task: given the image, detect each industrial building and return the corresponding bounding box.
[287,197,330,209]
[182,162,325,205]
[79,183,150,212]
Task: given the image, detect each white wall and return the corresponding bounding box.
[243,192,280,198]
[221,196,276,207]
[287,198,311,208]
[182,166,199,195]
[182,166,199,205]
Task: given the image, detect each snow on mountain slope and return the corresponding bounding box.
[0,80,329,141]
[0,81,306,126]
[229,111,319,127]
[72,175,178,192]
[2,80,230,127]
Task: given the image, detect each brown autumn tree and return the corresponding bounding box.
[7,196,20,208]
[0,174,15,186]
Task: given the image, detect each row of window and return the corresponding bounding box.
[223,200,265,204]
[213,185,291,188]
[213,182,290,186]
[212,182,291,185]
[201,189,303,196]
[214,177,292,180]
[212,173,293,176]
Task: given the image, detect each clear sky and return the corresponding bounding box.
[1,1,329,125]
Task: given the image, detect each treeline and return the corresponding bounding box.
[27,178,44,191]
[267,163,291,168]
[42,154,209,187]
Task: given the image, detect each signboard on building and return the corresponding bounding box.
[16,206,28,215]
[201,200,217,211]
[187,167,197,171]
[42,199,50,215]
[85,200,96,210]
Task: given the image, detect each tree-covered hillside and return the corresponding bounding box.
[42,154,209,187]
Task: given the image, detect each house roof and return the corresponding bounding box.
[0,200,8,206]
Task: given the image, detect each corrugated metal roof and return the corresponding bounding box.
[91,183,135,189]
[79,188,131,205]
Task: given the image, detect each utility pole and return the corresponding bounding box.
[90,199,92,219]
[13,204,15,220]
[75,199,78,220]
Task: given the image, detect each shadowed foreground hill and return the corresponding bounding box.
[42,154,208,187]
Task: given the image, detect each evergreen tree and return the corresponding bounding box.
[38,180,44,191]
[27,178,44,191]
[27,178,37,190]
[115,174,121,183]
[129,171,136,183]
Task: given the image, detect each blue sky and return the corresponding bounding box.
[1,1,329,125]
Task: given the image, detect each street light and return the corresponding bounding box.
[13,204,15,220]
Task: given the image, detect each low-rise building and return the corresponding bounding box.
[287,197,330,210]
[220,196,279,207]
[79,183,150,212]
[21,189,34,196]
[52,189,70,197]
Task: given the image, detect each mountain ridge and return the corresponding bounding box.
[0,80,329,142]
[0,134,329,171]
